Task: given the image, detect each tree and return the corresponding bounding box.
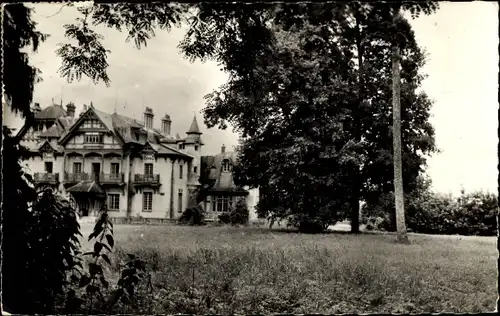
[391,4,409,243]
[12,3,437,235]
[52,2,436,233]
[3,4,47,141]
[389,1,439,243]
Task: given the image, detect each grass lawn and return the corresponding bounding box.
[79,223,497,314]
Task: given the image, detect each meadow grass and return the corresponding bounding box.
[80,223,497,314]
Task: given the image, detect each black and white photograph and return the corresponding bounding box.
[2,1,498,314]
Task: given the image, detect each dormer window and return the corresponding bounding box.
[222,159,232,172]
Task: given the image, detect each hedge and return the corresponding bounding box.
[362,191,498,236]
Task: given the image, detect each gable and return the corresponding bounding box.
[59,107,119,146]
[78,111,107,130]
[39,140,55,152]
[141,141,157,153]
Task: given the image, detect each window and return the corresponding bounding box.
[44,161,53,173]
[178,190,183,213]
[215,196,232,213]
[83,119,103,129]
[110,163,120,175]
[222,159,231,172]
[194,166,198,174]
[143,192,153,211]
[144,163,153,175]
[108,194,120,210]
[179,164,183,179]
[73,162,82,174]
[195,145,198,151]
[84,132,103,143]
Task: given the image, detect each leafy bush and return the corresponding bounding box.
[63,205,149,314]
[286,214,329,233]
[2,127,83,314]
[364,217,387,231]
[179,204,206,226]
[362,190,498,236]
[218,199,250,225]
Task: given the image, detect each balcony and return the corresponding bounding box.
[64,173,90,183]
[34,172,59,184]
[99,173,125,184]
[134,174,160,185]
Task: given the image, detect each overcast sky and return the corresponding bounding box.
[4,2,498,195]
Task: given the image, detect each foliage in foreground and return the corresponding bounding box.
[1,133,148,314]
[363,190,498,236]
[63,207,149,314]
[1,127,81,314]
[178,204,206,226]
[218,199,250,225]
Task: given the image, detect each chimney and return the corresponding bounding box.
[32,102,41,114]
[66,102,75,117]
[144,107,154,129]
[161,114,171,135]
[221,144,226,153]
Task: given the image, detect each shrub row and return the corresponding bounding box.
[178,199,250,226]
[362,191,498,236]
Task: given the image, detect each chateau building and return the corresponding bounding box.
[20,101,259,220]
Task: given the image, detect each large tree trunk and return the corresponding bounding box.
[391,7,409,243]
[350,11,364,234]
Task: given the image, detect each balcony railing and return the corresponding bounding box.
[65,172,125,183]
[134,174,160,185]
[65,173,89,182]
[99,173,124,184]
[34,172,59,183]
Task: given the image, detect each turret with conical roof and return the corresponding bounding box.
[187,115,202,135]
[185,114,203,145]
[183,114,203,192]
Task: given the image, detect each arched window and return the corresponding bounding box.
[222,159,231,172]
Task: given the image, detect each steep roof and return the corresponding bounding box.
[200,151,247,194]
[58,106,193,159]
[39,124,64,138]
[187,115,201,134]
[35,104,67,120]
[58,116,75,129]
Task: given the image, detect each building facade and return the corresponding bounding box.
[20,101,258,220]
[199,145,260,221]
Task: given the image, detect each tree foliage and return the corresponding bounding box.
[3,4,48,140]
[218,198,250,225]
[2,127,82,314]
[50,2,438,233]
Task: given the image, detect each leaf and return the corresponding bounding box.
[93,241,103,255]
[79,274,91,288]
[89,262,103,277]
[100,276,109,288]
[101,253,111,265]
[105,234,114,248]
[127,253,136,261]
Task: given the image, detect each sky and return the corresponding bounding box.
[3,2,498,196]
